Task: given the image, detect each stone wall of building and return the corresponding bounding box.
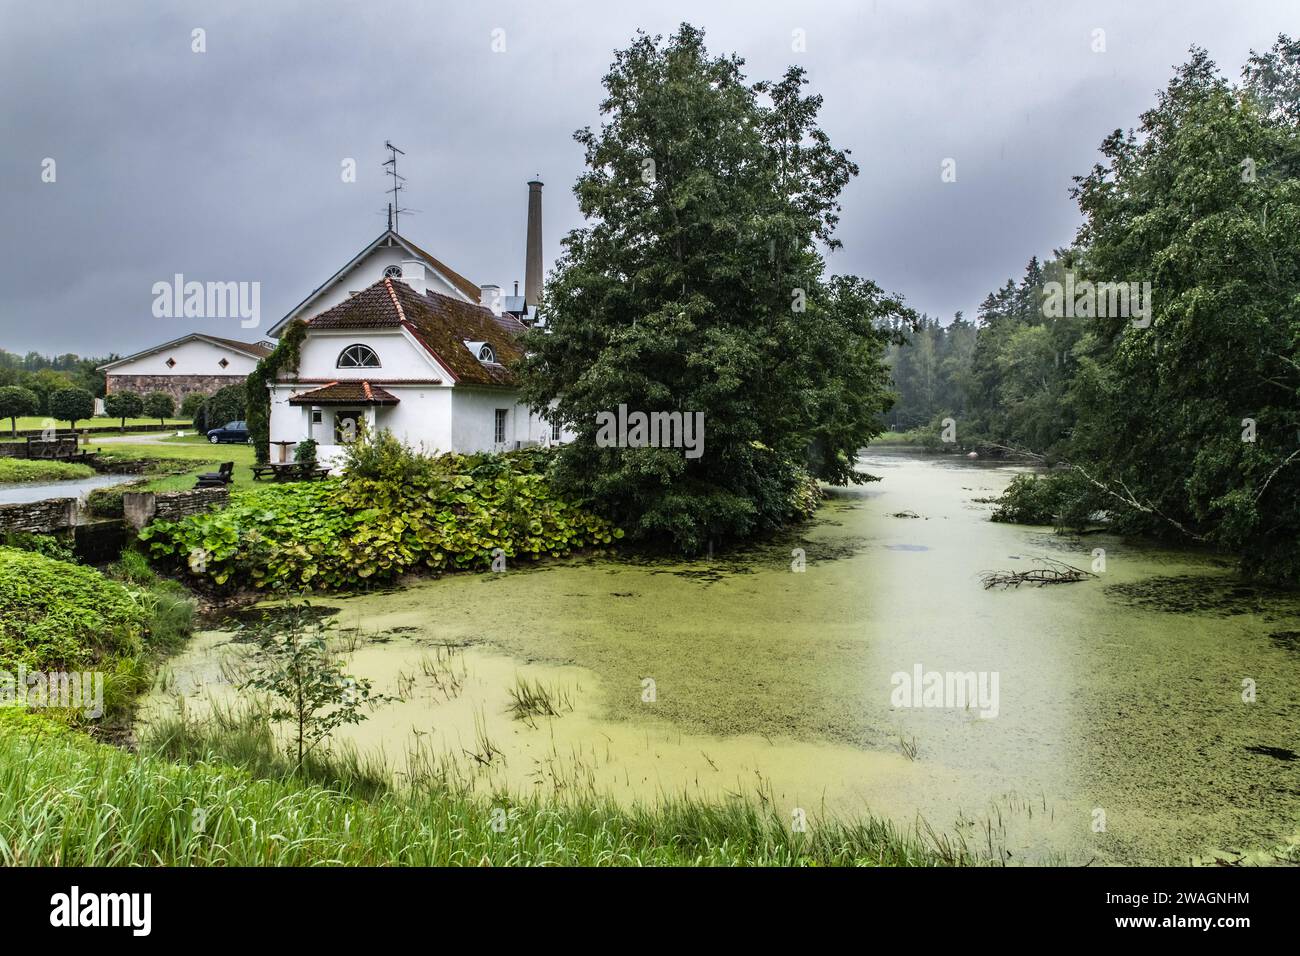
[106,373,247,404]
[0,497,77,533]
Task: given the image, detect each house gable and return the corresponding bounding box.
[97,334,272,376]
[266,230,481,337]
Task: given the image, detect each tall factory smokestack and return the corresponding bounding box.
[524,179,543,308]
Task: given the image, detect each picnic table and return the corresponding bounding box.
[251,461,332,482]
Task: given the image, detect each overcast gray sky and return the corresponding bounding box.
[0,0,1292,357]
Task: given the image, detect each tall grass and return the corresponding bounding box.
[0,714,980,867]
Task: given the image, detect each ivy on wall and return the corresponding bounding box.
[245,320,308,464]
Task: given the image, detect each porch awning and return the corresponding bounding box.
[287,381,400,406]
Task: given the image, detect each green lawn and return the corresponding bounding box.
[92,434,260,491]
[0,458,95,482]
[1,417,190,434]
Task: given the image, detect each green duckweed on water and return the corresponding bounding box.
[142,447,1300,865]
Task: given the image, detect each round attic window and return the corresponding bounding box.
[478,344,496,363]
[383,265,403,279]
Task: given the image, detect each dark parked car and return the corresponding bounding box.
[207,420,251,444]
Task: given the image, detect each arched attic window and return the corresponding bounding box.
[477,344,496,363]
[337,344,381,368]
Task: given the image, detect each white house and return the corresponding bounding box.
[98,333,272,403]
[267,271,560,466]
[265,182,562,465]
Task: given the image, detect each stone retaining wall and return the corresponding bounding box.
[122,486,229,530]
[0,497,77,533]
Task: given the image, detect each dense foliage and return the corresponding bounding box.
[139,433,622,591]
[520,26,911,552]
[190,383,247,433]
[0,349,108,410]
[0,547,150,671]
[884,37,1300,582]
[246,320,307,463]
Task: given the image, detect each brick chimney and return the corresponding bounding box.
[524,179,543,308]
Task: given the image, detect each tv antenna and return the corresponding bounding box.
[383,140,414,234]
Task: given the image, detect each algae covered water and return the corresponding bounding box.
[146,447,1300,864]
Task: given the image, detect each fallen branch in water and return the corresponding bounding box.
[978,558,1096,589]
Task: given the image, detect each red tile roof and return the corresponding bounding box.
[304,278,524,387]
[287,380,400,405]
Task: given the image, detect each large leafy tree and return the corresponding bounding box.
[520,25,911,551]
[1069,40,1300,579]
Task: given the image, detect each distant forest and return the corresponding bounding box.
[0,349,112,413]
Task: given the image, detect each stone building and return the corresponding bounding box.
[98,333,272,403]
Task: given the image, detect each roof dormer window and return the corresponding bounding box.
[464,340,495,364]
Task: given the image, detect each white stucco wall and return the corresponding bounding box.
[295,328,449,382]
[108,338,262,376]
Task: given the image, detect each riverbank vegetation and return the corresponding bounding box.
[519,25,913,553]
[0,547,194,725]
[884,36,1300,584]
[0,710,975,866]
[139,434,621,592]
[0,458,94,483]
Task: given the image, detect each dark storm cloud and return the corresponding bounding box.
[0,0,1291,354]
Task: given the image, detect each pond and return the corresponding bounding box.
[0,472,136,506]
[144,446,1300,864]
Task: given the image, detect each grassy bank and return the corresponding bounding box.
[0,458,94,482]
[0,710,974,866]
[0,547,194,724]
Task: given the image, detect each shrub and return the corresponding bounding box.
[103,391,143,430]
[143,391,175,425]
[191,384,246,434]
[86,483,137,518]
[48,387,94,430]
[0,385,38,436]
[179,392,205,423]
[2,531,74,562]
[990,471,1098,530]
[293,438,318,464]
[140,433,623,591]
[0,547,151,671]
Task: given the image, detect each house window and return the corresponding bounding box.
[383,265,403,279]
[311,409,322,425]
[550,419,561,442]
[478,344,495,363]
[494,409,508,444]
[337,344,380,368]
[335,411,362,444]
[218,358,229,369]
[165,357,176,368]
